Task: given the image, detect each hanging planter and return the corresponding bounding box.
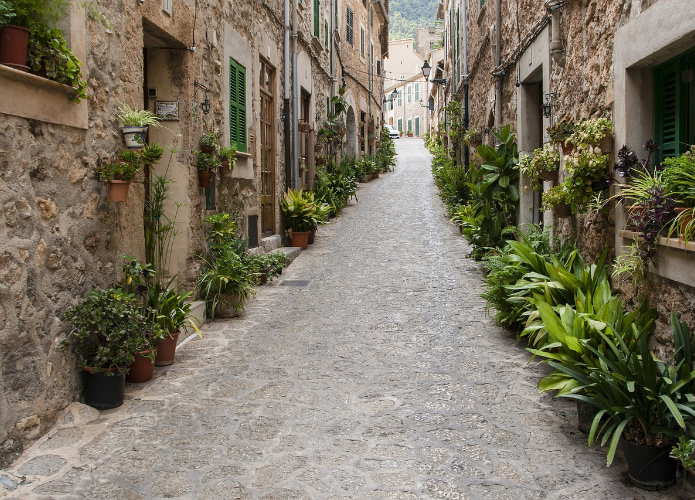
[121,126,148,149]
[219,160,233,178]
[555,203,572,218]
[106,180,131,202]
[198,170,214,187]
[0,25,30,71]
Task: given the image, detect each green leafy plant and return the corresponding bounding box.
[9,0,69,30]
[197,249,256,319]
[96,151,140,182]
[196,151,219,171]
[219,144,237,163]
[546,118,576,145]
[0,1,16,28]
[671,437,695,479]
[199,130,219,151]
[116,102,161,128]
[551,311,695,467]
[27,27,87,101]
[541,184,572,212]
[517,145,560,191]
[566,117,613,147]
[63,288,150,373]
[280,188,319,232]
[203,212,240,257]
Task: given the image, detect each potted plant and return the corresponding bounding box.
[197,249,256,319]
[541,184,572,218]
[27,26,87,101]
[196,151,219,187]
[218,144,237,178]
[462,128,482,148]
[280,188,318,249]
[663,146,695,241]
[199,130,219,154]
[116,102,161,149]
[0,0,27,69]
[517,145,560,190]
[566,117,614,151]
[96,150,141,202]
[547,118,576,154]
[553,312,695,489]
[62,287,150,409]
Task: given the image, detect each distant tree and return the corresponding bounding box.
[389,0,439,41]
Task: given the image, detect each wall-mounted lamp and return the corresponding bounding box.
[542,92,555,118]
[421,61,447,85]
[341,76,347,89]
[195,81,211,115]
[383,89,398,104]
[420,98,434,111]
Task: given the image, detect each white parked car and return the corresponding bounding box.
[385,125,400,139]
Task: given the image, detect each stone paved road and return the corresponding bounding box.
[2,138,692,499]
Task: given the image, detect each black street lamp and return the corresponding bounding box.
[421,61,447,85]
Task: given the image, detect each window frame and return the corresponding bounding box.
[346,6,354,45]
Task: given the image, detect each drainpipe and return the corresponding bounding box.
[494,0,502,130]
[284,0,291,190]
[291,0,300,189]
[462,0,470,167]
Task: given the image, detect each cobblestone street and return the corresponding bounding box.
[2,139,689,499]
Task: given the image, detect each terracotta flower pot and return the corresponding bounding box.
[308,228,316,244]
[290,231,309,250]
[219,160,233,178]
[106,180,131,202]
[126,350,155,383]
[198,170,214,188]
[0,25,30,70]
[154,332,180,366]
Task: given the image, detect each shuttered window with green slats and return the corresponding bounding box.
[314,0,320,38]
[229,58,247,153]
[654,49,695,164]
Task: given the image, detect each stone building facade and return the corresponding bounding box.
[438,0,695,349]
[0,0,387,467]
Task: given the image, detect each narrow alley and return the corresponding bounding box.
[2,140,681,499]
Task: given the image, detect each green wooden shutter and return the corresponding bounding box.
[229,58,247,152]
[654,59,681,162]
[324,19,328,47]
[415,116,420,136]
[314,0,320,38]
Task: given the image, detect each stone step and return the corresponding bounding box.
[271,246,301,265]
[261,234,283,252]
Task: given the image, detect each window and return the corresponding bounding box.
[415,116,420,136]
[346,7,354,45]
[397,118,402,132]
[314,0,320,38]
[407,119,412,133]
[415,82,419,101]
[360,27,365,56]
[325,19,328,47]
[654,49,695,164]
[407,85,412,103]
[397,90,402,107]
[162,0,172,14]
[376,60,381,76]
[229,57,247,152]
[430,41,435,50]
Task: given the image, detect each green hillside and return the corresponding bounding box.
[389,0,439,41]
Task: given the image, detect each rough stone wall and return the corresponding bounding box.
[0,0,290,467]
[462,0,695,349]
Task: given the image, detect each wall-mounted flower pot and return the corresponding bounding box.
[554,203,572,218]
[106,180,131,202]
[121,126,148,149]
[219,160,233,178]
[540,169,558,182]
[599,134,614,154]
[200,144,215,154]
[0,25,30,71]
[198,170,214,188]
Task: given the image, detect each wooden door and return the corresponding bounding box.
[260,59,275,236]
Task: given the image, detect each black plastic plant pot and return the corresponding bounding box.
[82,368,125,410]
[620,438,677,491]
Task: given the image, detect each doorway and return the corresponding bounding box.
[260,58,276,237]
